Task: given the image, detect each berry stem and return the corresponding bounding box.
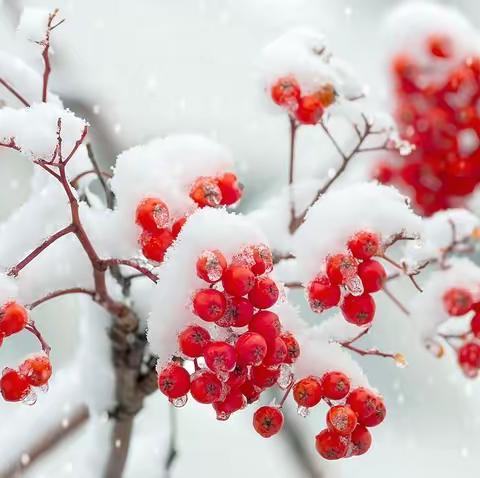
[278,381,294,408]
[26,288,96,310]
[25,321,51,355]
[288,117,298,233]
[0,78,30,107]
[101,259,158,284]
[382,285,411,316]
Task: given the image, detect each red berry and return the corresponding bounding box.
[0,331,4,348]
[357,260,386,293]
[248,311,281,342]
[248,277,279,309]
[295,95,324,125]
[190,177,222,207]
[190,370,222,404]
[280,332,300,364]
[0,302,28,336]
[293,376,323,408]
[240,379,263,404]
[139,229,174,262]
[0,369,31,402]
[171,216,187,239]
[203,341,236,373]
[135,197,169,232]
[341,294,376,326]
[19,354,52,387]
[326,253,358,285]
[327,405,358,436]
[314,84,336,108]
[222,265,255,297]
[218,296,254,328]
[263,336,288,367]
[347,387,386,427]
[253,406,284,438]
[350,424,372,456]
[226,364,248,389]
[251,364,280,388]
[235,332,267,366]
[307,276,341,313]
[178,325,211,358]
[315,429,349,460]
[271,76,301,108]
[443,287,473,316]
[458,341,480,377]
[213,391,245,419]
[322,371,350,400]
[471,313,480,338]
[347,231,381,260]
[157,363,190,399]
[196,249,227,283]
[192,289,227,322]
[250,244,273,275]
[217,173,243,206]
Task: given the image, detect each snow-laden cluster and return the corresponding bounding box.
[294,182,422,283]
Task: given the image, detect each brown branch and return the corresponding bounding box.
[101,259,158,284]
[86,143,115,209]
[26,287,96,310]
[382,285,410,316]
[70,169,112,189]
[288,117,298,233]
[0,78,30,107]
[0,137,21,150]
[25,322,51,355]
[284,281,303,289]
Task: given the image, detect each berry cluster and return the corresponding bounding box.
[136,173,243,262]
[270,76,336,125]
[306,231,386,326]
[157,243,301,422]
[0,302,52,403]
[375,34,480,215]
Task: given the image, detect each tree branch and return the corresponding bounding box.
[26,288,96,310]
[0,77,30,107]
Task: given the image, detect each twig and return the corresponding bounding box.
[288,117,298,233]
[26,288,96,310]
[164,406,178,476]
[70,169,112,190]
[25,322,51,355]
[101,259,158,284]
[0,77,30,107]
[284,281,303,289]
[86,143,115,209]
[382,285,410,316]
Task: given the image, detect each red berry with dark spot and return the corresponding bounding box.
[240,379,263,404]
[235,332,267,366]
[357,260,386,293]
[326,253,358,285]
[253,406,284,438]
[135,197,169,232]
[203,341,236,373]
[222,265,255,297]
[458,341,480,377]
[219,296,254,328]
[443,287,473,316]
[248,277,279,309]
[190,177,222,207]
[262,336,288,367]
[251,364,280,388]
[293,376,323,408]
[280,332,301,364]
[315,429,349,460]
[192,289,227,322]
[248,311,281,343]
[271,76,301,108]
[341,294,376,326]
[190,370,222,404]
[347,231,381,260]
[322,371,350,400]
[0,302,28,337]
[327,405,358,436]
[196,249,227,283]
[347,387,386,427]
[213,391,245,419]
[178,325,211,358]
[217,173,243,206]
[19,354,52,387]
[351,424,372,456]
[157,363,190,399]
[295,95,324,125]
[0,369,31,402]
[139,229,174,263]
[226,364,248,390]
[307,275,341,313]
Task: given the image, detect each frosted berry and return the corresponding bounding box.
[350,424,372,456]
[217,173,243,206]
[253,406,284,438]
[158,363,190,399]
[341,294,376,326]
[203,341,237,373]
[248,311,281,343]
[295,95,324,125]
[0,302,28,337]
[196,249,227,283]
[347,231,381,260]
[315,429,349,460]
[251,364,280,388]
[326,253,358,285]
[135,197,169,232]
[357,260,386,293]
[322,371,350,400]
[263,336,288,367]
[314,84,336,108]
[139,229,174,263]
[190,177,222,207]
[280,332,300,364]
[293,376,323,408]
[19,354,52,387]
[347,387,386,427]
[458,341,480,377]
[250,244,273,275]
[190,370,222,404]
[248,277,279,309]
[307,275,341,313]
[178,325,211,358]
[226,364,248,389]
[326,405,358,436]
[0,369,30,402]
[222,265,255,297]
[443,288,473,316]
[192,289,227,322]
[271,76,301,108]
[219,296,254,328]
[213,391,245,419]
[235,332,267,366]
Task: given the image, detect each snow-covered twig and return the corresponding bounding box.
[0,77,30,107]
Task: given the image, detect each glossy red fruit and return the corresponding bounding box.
[327,405,358,436]
[293,376,323,408]
[248,277,279,309]
[171,216,187,239]
[250,244,273,275]
[190,370,222,404]
[192,289,227,322]
[139,229,174,262]
[357,260,386,293]
[271,76,301,108]
[135,197,169,232]
[315,429,349,460]
[263,337,288,367]
[347,231,381,260]
[196,249,227,283]
[226,364,248,389]
[219,296,254,328]
[341,294,376,326]
[471,313,480,338]
[347,388,386,427]
[157,363,190,399]
[251,364,280,388]
[217,173,243,206]
[235,332,267,366]
[0,369,30,402]
[190,177,222,207]
[222,265,255,297]
[322,371,350,400]
[326,253,358,285]
[248,311,281,343]
[253,406,284,438]
[0,302,28,337]
[203,341,236,373]
[280,332,301,364]
[295,95,324,125]
[240,380,263,404]
[213,391,245,419]
[178,325,211,358]
[307,275,341,313]
[350,424,372,456]
[443,288,473,316]
[19,354,52,387]
[458,341,480,377]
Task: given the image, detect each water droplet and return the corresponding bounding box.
[115,439,122,448]
[345,275,364,296]
[39,383,49,393]
[20,453,30,466]
[277,364,293,389]
[170,395,188,408]
[22,389,37,406]
[394,353,408,368]
[216,411,230,421]
[297,405,309,418]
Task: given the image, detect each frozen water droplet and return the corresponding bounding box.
[297,405,310,418]
[394,353,408,368]
[277,364,293,389]
[170,395,188,408]
[20,453,30,466]
[216,411,230,421]
[153,203,169,229]
[199,250,225,282]
[232,245,255,268]
[39,383,49,393]
[115,439,122,448]
[345,275,364,296]
[22,389,37,406]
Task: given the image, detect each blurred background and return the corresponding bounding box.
[1,0,480,477]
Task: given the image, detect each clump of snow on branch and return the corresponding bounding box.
[0,272,18,305]
[294,182,422,283]
[17,7,51,41]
